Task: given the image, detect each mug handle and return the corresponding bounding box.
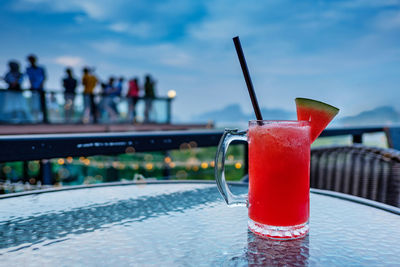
[215,129,248,206]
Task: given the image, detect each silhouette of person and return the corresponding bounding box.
[104,77,119,121]
[127,77,140,122]
[3,61,29,121]
[26,54,47,123]
[144,75,156,123]
[62,68,77,122]
[116,77,124,96]
[82,67,98,123]
[5,61,23,90]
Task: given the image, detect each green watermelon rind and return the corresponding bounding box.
[295,97,339,116]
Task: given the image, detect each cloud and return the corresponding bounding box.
[89,40,194,68]
[108,22,153,38]
[54,56,85,67]
[9,0,113,20]
[373,10,400,30]
[338,0,400,9]
[10,0,206,40]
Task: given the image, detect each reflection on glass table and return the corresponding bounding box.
[0,181,399,266]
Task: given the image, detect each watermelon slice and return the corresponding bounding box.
[295,98,339,142]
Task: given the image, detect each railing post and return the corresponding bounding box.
[23,161,29,183]
[167,98,172,124]
[90,94,98,123]
[163,151,171,179]
[352,134,363,144]
[39,159,53,185]
[41,90,49,124]
[243,143,248,175]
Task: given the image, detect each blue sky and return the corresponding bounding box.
[0,0,399,121]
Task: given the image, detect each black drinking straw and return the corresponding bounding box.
[233,36,263,121]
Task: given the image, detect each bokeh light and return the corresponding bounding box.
[145,163,154,170]
[167,90,176,98]
[235,162,242,169]
[201,162,208,169]
[164,157,172,163]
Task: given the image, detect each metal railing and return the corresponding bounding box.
[0,88,173,124]
[0,126,394,162]
[0,126,397,185]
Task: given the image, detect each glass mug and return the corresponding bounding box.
[215,120,311,239]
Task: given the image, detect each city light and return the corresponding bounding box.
[201,162,208,169]
[145,163,154,170]
[164,156,172,163]
[235,162,242,169]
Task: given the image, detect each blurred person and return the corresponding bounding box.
[144,74,156,123]
[116,77,124,96]
[3,61,30,121]
[26,54,47,123]
[127,77,140,122]
[82,67,98,123]
[4,61,23,90]
[104,77,119,122]
[62,68,77,122]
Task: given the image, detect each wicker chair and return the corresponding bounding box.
[311,145,400,208]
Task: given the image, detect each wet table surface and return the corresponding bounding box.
[0,181,399,266]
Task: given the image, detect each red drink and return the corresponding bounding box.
[248,121,310,238]
[215,99,338,239]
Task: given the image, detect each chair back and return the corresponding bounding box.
[311,145,400,208]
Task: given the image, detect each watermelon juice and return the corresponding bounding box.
[247,120,311,238]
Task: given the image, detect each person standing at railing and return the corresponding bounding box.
[104,77,119,122]
[144,75,156,123]
[3,61,30,122]
[82,67,98,123]
[127,77,140,123]
[26,54,47,123]
[62,68,78,123]
[116,76,124,98]
[4,61,23,91]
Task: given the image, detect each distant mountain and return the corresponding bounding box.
[192,103,296,126]
[192,104,249,122]
[339,106,400,126]
[191,103,400,128]
[259,107,296,120]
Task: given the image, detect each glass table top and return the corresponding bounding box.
[0,181,399,266]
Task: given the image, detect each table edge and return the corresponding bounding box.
[1,180,399,215]
[310,188,400,215]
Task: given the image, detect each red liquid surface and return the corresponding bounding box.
[248,121,310,226]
